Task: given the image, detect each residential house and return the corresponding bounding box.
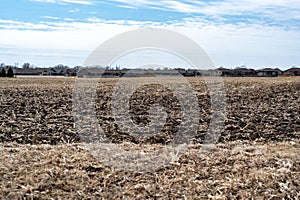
[233,67,257,77]
[14,68,43,76]
[77,68,106,78]
[102,69,123,77]
[217,67,234,77]
[283,67,300,76]
[200,69,222,76]
[257,68,283,77]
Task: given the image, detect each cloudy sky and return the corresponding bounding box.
[1,0,299,69]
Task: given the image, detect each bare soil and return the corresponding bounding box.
[0,77,299,199]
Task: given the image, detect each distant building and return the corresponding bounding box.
[14,67,76,77]
[77,68,105,78]
[283,67,300,76]
[49,68,77,76]
[15,68,43,76]
[257,68,283,77]
[174,68,187,76]
[102,69,123,77]
[233,68,257,77]
[199,69,222,76]
[4,65,300,78]
[217,67,233,77]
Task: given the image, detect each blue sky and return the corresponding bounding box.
[0,0,299,69]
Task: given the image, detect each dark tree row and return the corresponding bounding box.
[0,67,14,77]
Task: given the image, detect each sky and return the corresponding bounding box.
[0,0,299,69]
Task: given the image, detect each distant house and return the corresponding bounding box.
[184,69,198,76]
[199,69,222,76]
[173,68,192,76]
[257,68,282,77]
[233,68,257,77]
[274,68,283,76]
[14,67,76,77]
[102,69,123,77]
[64,68,77,77]
[77,68,106,78]
[283,67,300,76]
[174,68,187,76]
[45,68,75,76]
[41,69,51,76]
[15,68,43,76]
[49,68,64,76]
[217,67,234,77]
[156,69,182,76]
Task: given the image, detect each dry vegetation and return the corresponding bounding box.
[0,77,299,199]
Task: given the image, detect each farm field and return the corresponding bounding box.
[0,77,299,199]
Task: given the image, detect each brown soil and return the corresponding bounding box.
[0,77,299,199]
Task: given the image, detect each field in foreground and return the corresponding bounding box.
[0,77,299,198]
[1,140,299,199]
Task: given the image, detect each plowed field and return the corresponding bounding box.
[0,77,299,199]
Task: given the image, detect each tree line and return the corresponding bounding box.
[0,67,15,78]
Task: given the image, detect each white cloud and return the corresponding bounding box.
[41,16,60,20]
[106,0,300,24]
[0,19,135,66]
[0,19,61,30]
[118,4,136,9]
[159,1,199,13]
[64,18,76,21]
[32,0,93,5]
[62,0,92,4]
[178,24,300,69]
[0,17,299,69]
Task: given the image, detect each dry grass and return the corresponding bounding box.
[0,140,299,199]
[0,77,299,199]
